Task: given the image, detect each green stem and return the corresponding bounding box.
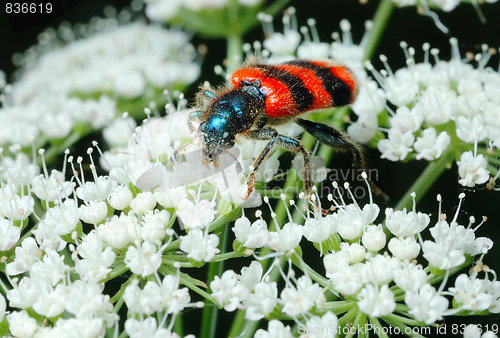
[0,319,9,337]
[338,306,360,328]
[262,0,291,17]
[201,222,231,338]
[228,310,247,337]
[162,251,240,265]
[394,150,452,211]
[176,268,216,303]
[103,265,130,283]
[174,315,184,337]
[110,276,136,314]
[210,251,241,261]
[227,33,243,74]
[349,310,367,338]
[323,301,356,314]
[363,0,395,61]
[386,311,426,327]
[382,315,426,338]
[426,254,474,285]
[368,317,391,338]
[292,255,334,289]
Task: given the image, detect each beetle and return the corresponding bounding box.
[189,60,369,200]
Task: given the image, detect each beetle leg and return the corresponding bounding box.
[296,118,366,169]
[254,114,268,129]
[296,118,388,200]
[246,127,312,199]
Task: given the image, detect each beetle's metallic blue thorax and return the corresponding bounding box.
[199,83,266,163]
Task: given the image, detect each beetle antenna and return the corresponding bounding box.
[221,148,243,174]
[171,141,194,162]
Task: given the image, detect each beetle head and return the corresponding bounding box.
[199,115,235,165]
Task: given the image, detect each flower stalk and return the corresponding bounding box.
[395,147,454,211]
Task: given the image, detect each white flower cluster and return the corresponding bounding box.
[0,115,293,335]
[0,99,302,336]
[144,0,264,22]
[210,260,328,323]
[231,183,498,333]
[0,143,209,336]
[0,15,199,148]
[1,142,497,335]
[364,39,500,187]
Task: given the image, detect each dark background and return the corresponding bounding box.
[2,0,500,336]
